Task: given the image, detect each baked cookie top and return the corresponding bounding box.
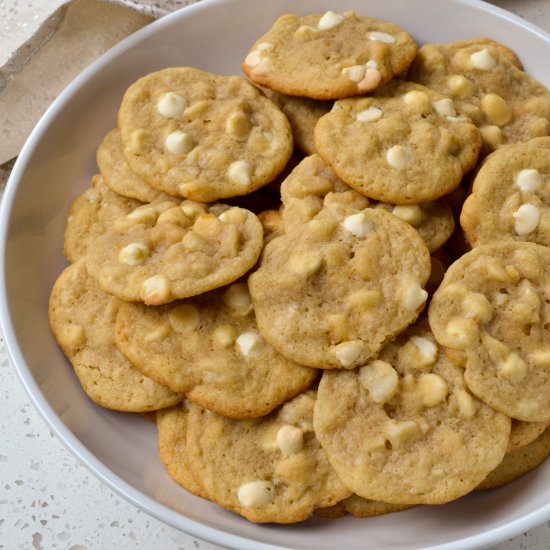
[48,260,183,412]
[157,402,209,499]
[115,282,317,418]
[85,201,263,305]
[97,128,173,203]
[185,391,351,523]
[242,11,417,99]
[408,38,550,153]
[460,137,550,247]
[118,67,293,202]
[261,88,332,154]
[313,320,511,505]
[63,175,142,263]
[248,205,431,369]
[314,80,482,204]
[429,242,550,422]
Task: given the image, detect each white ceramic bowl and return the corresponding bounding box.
[2,0,550,548]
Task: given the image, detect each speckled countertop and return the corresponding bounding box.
[1,1,550,549]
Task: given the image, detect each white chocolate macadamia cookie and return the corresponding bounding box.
[118,67,293,202]
[429,242,550,422]
[313,320,510,505]
[185,391,351,523]
[242,11,416,100]
[249,206,431,369]
[86,200,263,305]
[461,137,550,247]
[314,81,482,204]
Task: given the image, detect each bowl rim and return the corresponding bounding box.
[1,0,550,548]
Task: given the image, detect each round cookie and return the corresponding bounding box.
[314,80,482,204]
[257,209,284,244]
[316,495,412,519]
[261,87,332,154]
[48,259,183,412]
[280,155,454,251]
[185,391,351,523]
[429,242,550,422]
[313,320,511,505]
[157,402,209,499]
[115,281,317,418]
[118,67,293,202]
[408,39,550,153]
[460,137,550,247]
[242,10,417,100]
[97,128,173,203]
[249,205,431,369]
[63,175,142,263]
[85,201,264,305]
[508,419,549,453]
[477,428,550,491]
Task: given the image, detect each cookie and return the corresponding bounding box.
[460,137,550,247]
[249,205,431,369]
[242,10,417,99]
[313,320,511,505]
[96,128,173,203]
[408,38,550,153]
[477,428,550,490]
[156,402,208,499]
[85,201,263,305]
[316,495,412,519]
[261,88,332,154]
[48,260,183,412]
[429,242,550,422]
[185,391,351,523]
[508,419,549,453]
[257,209,284,244]
[115,282,317,418]
[118,67,293,202]
[314,80,482,204]
[63,175,142,263]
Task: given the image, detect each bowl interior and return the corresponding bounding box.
[3,0,550,549]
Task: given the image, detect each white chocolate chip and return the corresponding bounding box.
[410,336,438,366]
[367,31,395,43]
[470,48,497,70]
[125,205,158,225]
[143,322,171,343]
[236,332,265,358]
[433,98,457,117]
[276,425,304,455]
[212,324,238,348]
[516,169,543,193]
[222,283,253,316]
[498,352,527,381]
[294,25,318,40]
[218,207,247,225]
[447,75,473,96]
[385,420,419,449]
[256,42,273,52]
[513,204,541,235]
[401,282,428,311]
[456,390,479,419]
[531,349,550,368]
[356,106,383,122]
[165,131,193,155]
[244,50,261,67]
[365,60,378,69]
[480,125,504,149]
[181,201,206,220]
[403,90,432,114]
[225,111,252,140]
[386,146,412,170]
[462,293,493,324]
[392,205,423,227]
[417,373,448,408]
[342,65,365,82]
[140,275,171,305]
[445,317,478,350]
[359,360,398,404]
[237,481,274,508]
[252,57,273,76]
[334,340,364,367]
[342,212,374,237]
[346,288,382,309]
[157,207,192,226]
[358,68,382,91]
[118,242,150,266]
[169,304,200,332]
[127,129,148,153]
[318,10,344,30]
[227,160,252,186]
[157,92,187,118]
[480,94,512,126]
[288,250,322,276]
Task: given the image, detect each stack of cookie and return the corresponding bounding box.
[49,9,550,524]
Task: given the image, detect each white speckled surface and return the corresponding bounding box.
[1,1,550,549]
